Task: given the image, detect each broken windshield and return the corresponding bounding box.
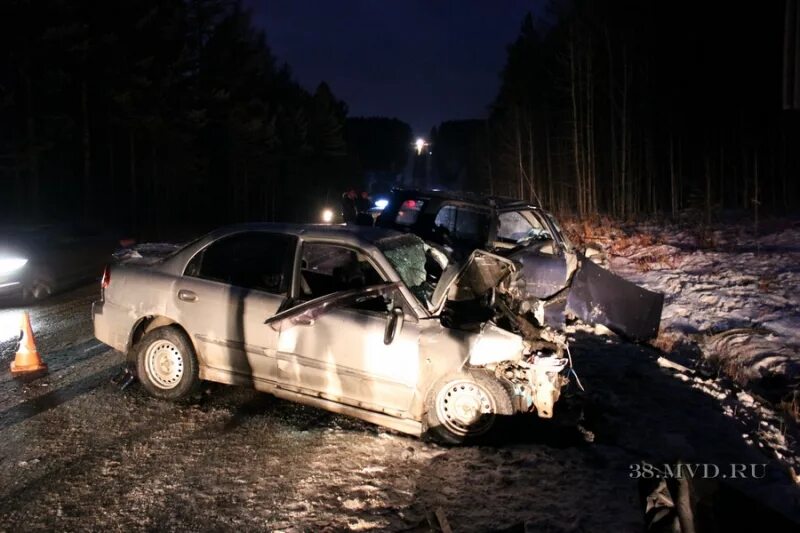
[375,233,444,306]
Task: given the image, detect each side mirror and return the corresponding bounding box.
[384,307,404,345]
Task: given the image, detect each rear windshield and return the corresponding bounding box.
[394,199,426,226]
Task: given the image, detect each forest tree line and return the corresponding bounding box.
[435,0,800,220]
[0,0,409,235]
[4,0,796,232]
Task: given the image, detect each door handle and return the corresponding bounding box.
[178,289,197,302]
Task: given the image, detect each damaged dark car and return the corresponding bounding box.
[375,189,664,342]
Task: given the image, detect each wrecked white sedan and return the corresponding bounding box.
[93,224,570,443]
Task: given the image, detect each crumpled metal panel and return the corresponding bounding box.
[460,254,514,296]
[429,249,516,314]
[467,322,524,366]
[565,258,664,341]
[509,244,569,299]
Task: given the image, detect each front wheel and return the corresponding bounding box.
[424,370,514,444]
[135,326,200,401]
[22,270,54,303]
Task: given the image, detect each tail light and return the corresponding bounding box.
[101,265,111,290]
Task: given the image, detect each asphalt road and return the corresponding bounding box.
[0,284,798,531]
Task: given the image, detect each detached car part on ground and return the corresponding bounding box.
[376,190,664,341]
[93,224,572,443]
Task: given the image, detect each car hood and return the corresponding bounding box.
[428,249,517,316]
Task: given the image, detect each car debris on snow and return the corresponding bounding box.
[656,355,695,374]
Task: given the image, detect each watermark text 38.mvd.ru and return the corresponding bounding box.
[629,462,767,479]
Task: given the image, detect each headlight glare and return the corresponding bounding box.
[0,257,28,276]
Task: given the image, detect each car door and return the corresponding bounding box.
[271,241,421,415]
[495,209,573,300]
[169,231,296,384]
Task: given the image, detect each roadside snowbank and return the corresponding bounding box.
[571,217,800,407]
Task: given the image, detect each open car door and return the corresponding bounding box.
[565,256,664,341]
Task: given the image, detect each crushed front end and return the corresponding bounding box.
[438,250,575,419]
[490,303,572,419]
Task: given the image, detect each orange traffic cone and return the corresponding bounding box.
[10,311,47,375]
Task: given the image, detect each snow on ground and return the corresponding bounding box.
[566,216,800,468]
[0,308,23,343]
[597,219,798,394]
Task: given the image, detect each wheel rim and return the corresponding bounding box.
[435,379,497,437]
[30,280,51,300]
[145,340,184,389]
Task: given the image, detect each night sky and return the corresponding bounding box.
[246,0,548,135]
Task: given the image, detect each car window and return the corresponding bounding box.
[497,211,533,242]
[434,205,456,234]
[299,243,386,309]
[185,232,295,294]
[376,233,442,308]
[454,208,488,243]
[497,211,548,243]
[434,205,489,246]
[394,199,425,225]
[498,210,556,245]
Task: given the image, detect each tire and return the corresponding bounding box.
[22,270,53,303]
[28,279,52,300]
[424,370,514,445]
[135,326,200,401]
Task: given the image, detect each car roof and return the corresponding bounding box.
[156,222,414,278]
[389,188,547,212]
[205,222,404,245]
[389,188,491,205]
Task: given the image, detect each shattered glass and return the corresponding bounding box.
[376,234,431,302]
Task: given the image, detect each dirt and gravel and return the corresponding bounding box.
[1,284,799,531]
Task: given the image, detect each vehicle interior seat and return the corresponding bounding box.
[333,263,365,290]
[298,272,313,296]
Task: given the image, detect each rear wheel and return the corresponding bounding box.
[424,370,514,444]
[135,326,199,401]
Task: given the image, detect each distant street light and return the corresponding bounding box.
[415,138,427,155]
